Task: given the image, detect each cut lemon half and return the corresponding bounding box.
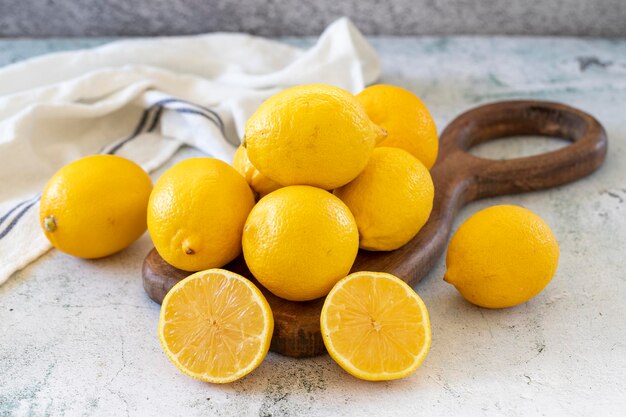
[158,269,274,383]
[321,271,431,381]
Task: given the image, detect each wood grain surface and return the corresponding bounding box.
[143,100,608,358]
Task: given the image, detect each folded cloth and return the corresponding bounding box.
[0,18,380,285]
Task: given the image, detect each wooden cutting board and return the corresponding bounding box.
[143,100,607,358]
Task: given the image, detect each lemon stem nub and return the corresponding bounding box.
[182,240,195,255]
[43,216,57,233]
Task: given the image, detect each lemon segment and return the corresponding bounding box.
[321,271,431,381]
[158,269,274,383]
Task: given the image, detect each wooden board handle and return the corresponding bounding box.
[442,100,608,200]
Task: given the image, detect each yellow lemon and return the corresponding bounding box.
[321,271,431,381]
[232,145,282,199]
[444,205,560,309]
[159,269,273,383]
[147,158,255,272]
[333,147,434,251]
[357,84,438,169]
[39,155,152,258]
[244,84,386,189]
[242,185,359,301]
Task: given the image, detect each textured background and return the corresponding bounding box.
[1,0,625,37]
[1,36,625,416]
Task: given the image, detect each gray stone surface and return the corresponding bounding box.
[1,36,626,416]
[1,0,626,37]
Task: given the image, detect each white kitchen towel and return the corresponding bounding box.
[0,18,380,285]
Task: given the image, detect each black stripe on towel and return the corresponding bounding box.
[154,98,226,134]
[103,98,226,154]
[0,194,40,240]
[0,197,33,227]
[147,106,164,132]
[174,107,222,127]
[105,106,153,155]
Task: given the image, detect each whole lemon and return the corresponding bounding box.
[232,145,282,199]
[357,85,438,169]
[39,155,152,258]
[444,205,560,309]
[242,186,359,301]
[244,84,386,190]
[333,147,434,251]
[148,158,255,272]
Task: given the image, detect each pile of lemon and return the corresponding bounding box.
[39,84,559,384]
[149,84,437,383]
